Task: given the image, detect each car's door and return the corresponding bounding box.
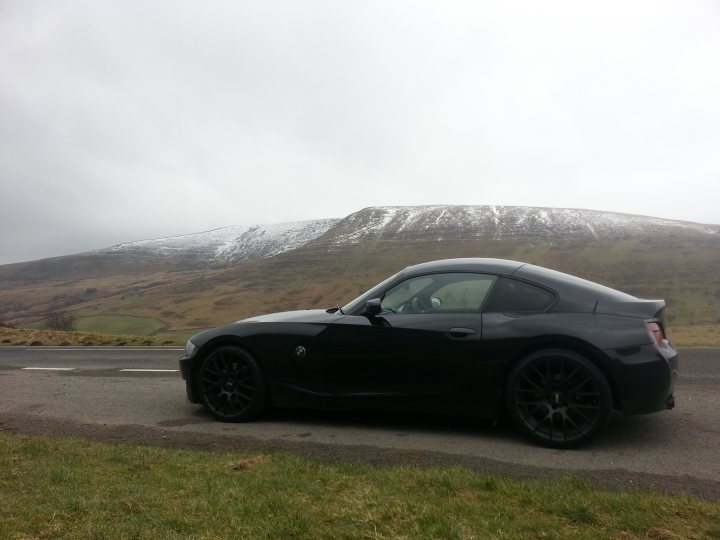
[320,272,497,402]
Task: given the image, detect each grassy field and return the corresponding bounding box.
[74,314,168,335]
[1,432,718,539]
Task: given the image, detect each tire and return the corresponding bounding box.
[196,346,268,422]
[505,349,612,448]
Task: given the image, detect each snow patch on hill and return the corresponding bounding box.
[215,219,339,262]
[329,205,719,245]
[105,219,339,263]
[108,226,247,256]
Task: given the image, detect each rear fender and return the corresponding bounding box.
[499,338,622,410]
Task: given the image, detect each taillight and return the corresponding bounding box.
[647,322,664,347]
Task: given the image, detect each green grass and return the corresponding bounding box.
[0,433,718,539]
[74,315,168,336]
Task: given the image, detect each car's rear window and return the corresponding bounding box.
[484,277,556,313]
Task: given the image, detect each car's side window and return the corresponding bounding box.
[382,277,433,312]
[381,273,496,314]
[432,277,495,311]
[484,277,556,313]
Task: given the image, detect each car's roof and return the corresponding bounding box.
[514,263,636,301]
[402,258,637,304]
[403,258,526,276]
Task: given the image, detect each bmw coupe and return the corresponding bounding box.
[179,258,677,448]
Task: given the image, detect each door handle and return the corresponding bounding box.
[448,328,477,339]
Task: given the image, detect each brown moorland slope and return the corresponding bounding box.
[1,206,718,338]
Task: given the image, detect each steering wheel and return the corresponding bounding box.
[411,297,428,313]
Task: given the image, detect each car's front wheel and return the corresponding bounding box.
[196,346,267,422]
[505,349,612,448]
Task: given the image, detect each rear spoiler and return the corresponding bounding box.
[594,299,666,320]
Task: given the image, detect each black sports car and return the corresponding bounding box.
[179,258,677,448]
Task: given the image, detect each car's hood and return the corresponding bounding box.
[239,309,341,324]
[187,309,342,347]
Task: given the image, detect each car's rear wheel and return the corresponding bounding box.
[197,346,267,422]
[506,349,612,448]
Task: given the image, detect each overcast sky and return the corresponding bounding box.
[1,1,719,264]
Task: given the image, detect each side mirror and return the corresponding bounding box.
[365,298,382,316]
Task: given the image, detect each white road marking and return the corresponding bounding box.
[18,367,178,373]
[22,367,75,371]
[25,348,184,351]
[118,369,178,372]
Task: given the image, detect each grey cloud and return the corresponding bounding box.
[1,0,719,264]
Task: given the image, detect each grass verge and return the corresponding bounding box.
[0,432,718,539]
[3,324,719,348]
[670,324,720,347]
[0,326,182,346]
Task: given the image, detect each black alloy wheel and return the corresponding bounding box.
[197,346,267,422]
[506,350,612,448]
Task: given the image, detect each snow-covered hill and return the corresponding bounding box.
[96,205,719,265]
[102,219,340,264]
[6,205,717,280]
[324,205,719,245]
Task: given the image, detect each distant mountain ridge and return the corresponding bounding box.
[88,205,720,265]
[322,205,719,246]
[2,206,717,278]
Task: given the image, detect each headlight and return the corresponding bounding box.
[185,339,197,358]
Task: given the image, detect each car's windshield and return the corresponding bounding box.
[341,271,402,314]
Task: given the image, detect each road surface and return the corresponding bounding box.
[1,346,718,499]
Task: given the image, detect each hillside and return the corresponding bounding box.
[1,205,719,335]
[0,218,340,284]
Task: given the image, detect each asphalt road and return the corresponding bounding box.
[1,346,718,499]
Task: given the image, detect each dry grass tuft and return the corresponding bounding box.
[670,325,720,347]
[229,455,270,471]
[0,326,182,346]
